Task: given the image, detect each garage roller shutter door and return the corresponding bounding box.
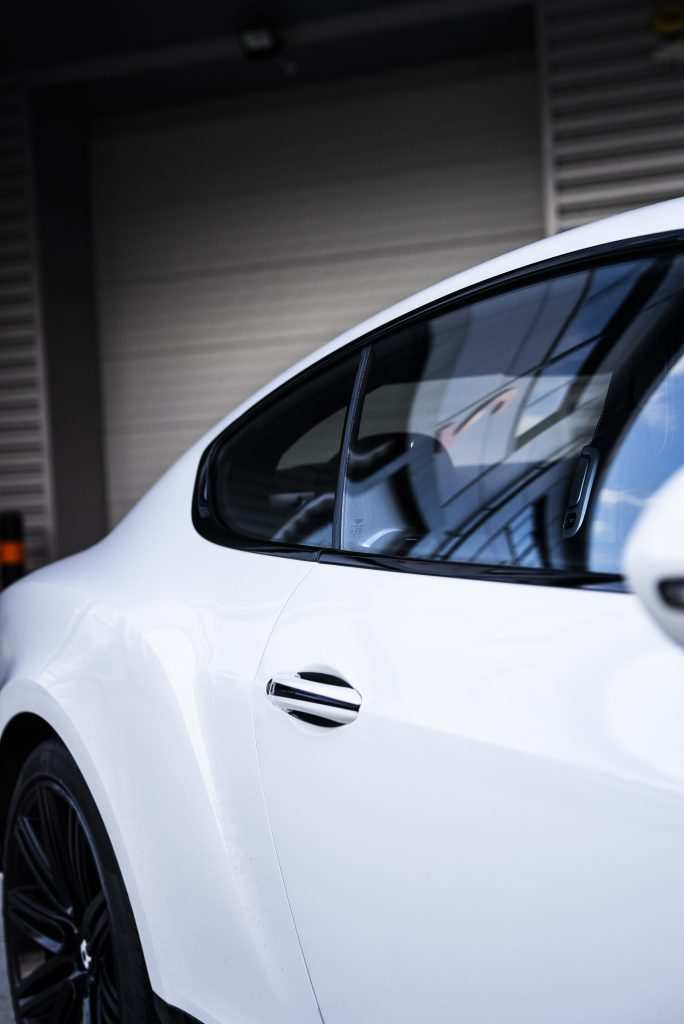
[541,0,684,232]
[92,56,543,526]
[0,86,52,570]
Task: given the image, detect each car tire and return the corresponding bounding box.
[2,738,158,1024]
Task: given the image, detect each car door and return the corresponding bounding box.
[253,243,684,1023]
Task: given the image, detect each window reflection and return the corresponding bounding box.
[213,352,359,547]
[589,351,684,573]
[343,254,684,576]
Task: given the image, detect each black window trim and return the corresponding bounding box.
[192,228,684,590]
[332,346,371,549]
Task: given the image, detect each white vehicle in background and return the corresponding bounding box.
[2,198,684,1024]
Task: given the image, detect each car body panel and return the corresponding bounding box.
[255,562,684,1023]
[1,197,684,1021]
[0,518,320,1023]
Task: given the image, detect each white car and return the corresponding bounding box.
[3,199,684,1024]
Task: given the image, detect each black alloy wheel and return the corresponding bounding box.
[3,740,157,1024]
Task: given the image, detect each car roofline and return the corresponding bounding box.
[203,197,684,443]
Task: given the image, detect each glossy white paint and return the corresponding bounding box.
[0,532,321,1024]
[256,567,684,1023]
[1,198,684,1023]
[626,467,684,651]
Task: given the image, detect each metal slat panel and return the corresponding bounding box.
[0,339,33,364]
[545,3,645,41]
[540,0,684,234]
[556,152,684,186]
[0,435,44,456]
[550,32,648,70]
[0,456,44,481]
[0,86,52,571]
[93,56,544,524]
[554,99,684,141]
[555,123,684,160]
[551,77,684,115]
[0,369,38,392]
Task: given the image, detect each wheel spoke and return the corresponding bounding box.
[5,885,71,955]
[35,786,74,911]
[6,778,122,1024]
[96,965,119,1024]
[16,954,81,1019]
[65,804,95,910]
[82,892,109,958]
[14,814,70,919]
[80,986,93,1024]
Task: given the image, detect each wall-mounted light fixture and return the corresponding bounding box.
[239,26,280,59]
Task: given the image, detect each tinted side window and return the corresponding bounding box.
[212,353,359,547]
[341,253,684,576]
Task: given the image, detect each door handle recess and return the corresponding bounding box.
[267,672,361,727]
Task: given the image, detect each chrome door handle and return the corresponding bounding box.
[266,672,362,727]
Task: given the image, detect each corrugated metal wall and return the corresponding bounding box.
[92,55,543,526]
[541,0,684,232]
[0,86,52,570]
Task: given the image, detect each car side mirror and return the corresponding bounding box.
[625,467,684,649]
